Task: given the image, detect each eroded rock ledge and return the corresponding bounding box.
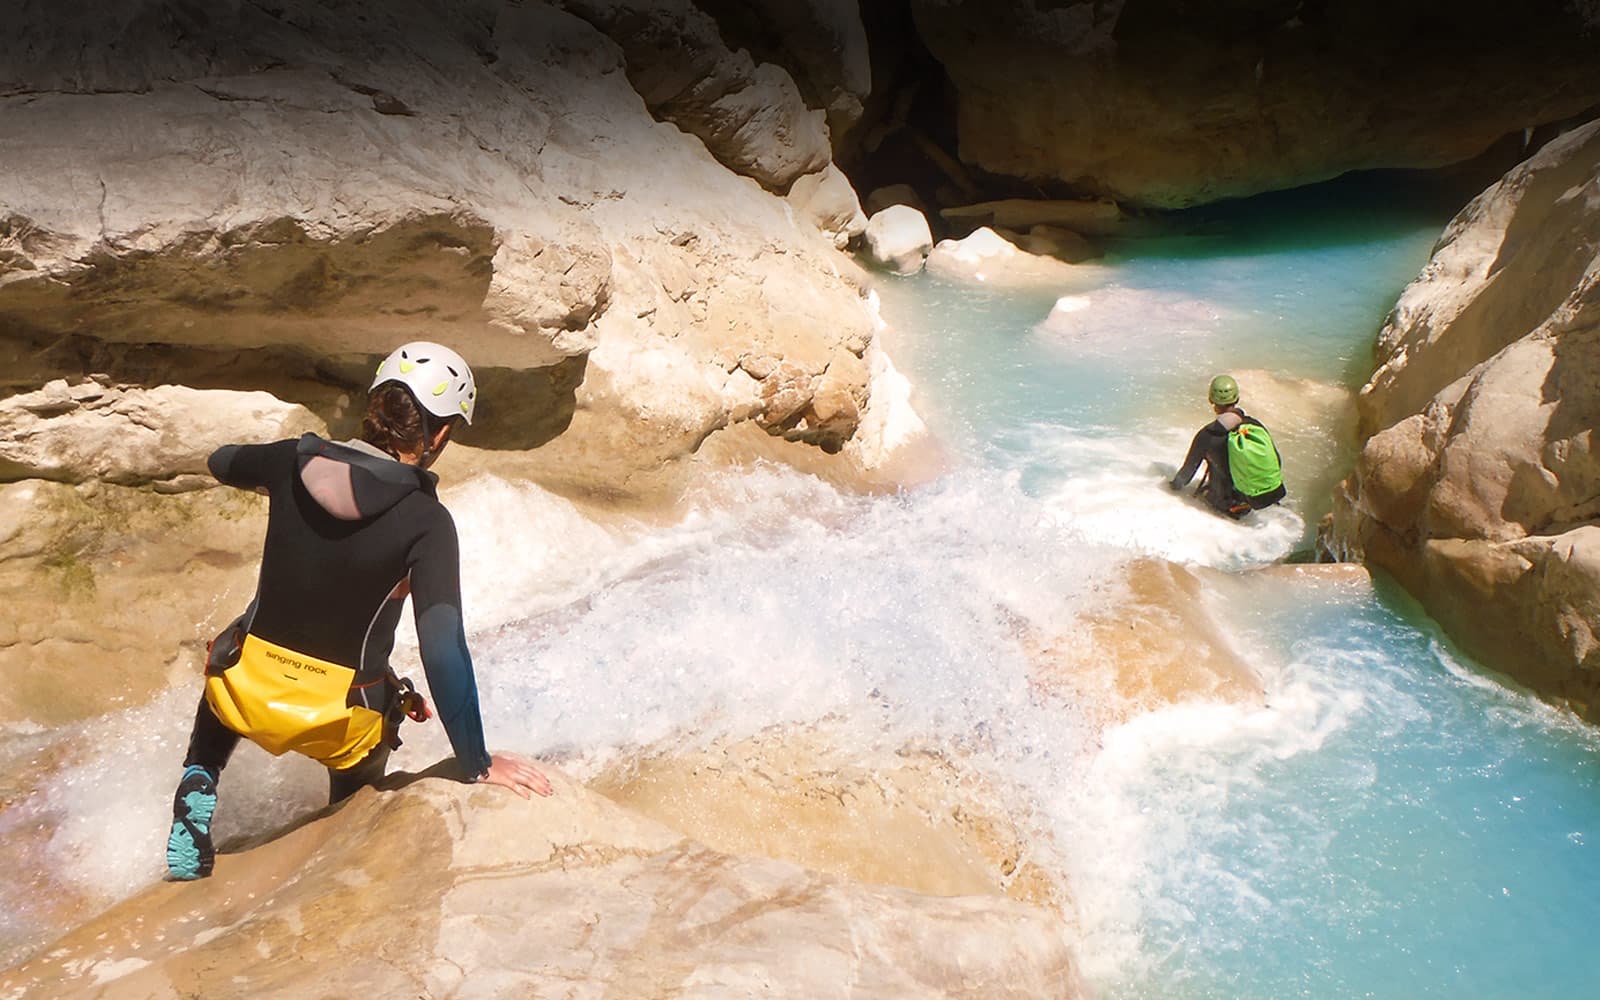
[0,0,883,482]
[0,775,1087,999]
[1326,121,1600,717]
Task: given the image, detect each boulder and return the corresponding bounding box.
[1328,120,1600,717]
[1016,225,1102,264]
[908,0,1600,208]
[787,162,869,249]
[0,775,1088,999]
[863,204,934,275]
[925,227,1082,286]
[1030,558,1265,728]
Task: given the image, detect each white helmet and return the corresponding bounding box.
[371,341,477,424]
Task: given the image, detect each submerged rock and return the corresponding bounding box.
[593,730,1063,907]
[925,227,1084,286]
[0,775,1087,998]
[1328,121,1600,718]
[1030,558,1265,727]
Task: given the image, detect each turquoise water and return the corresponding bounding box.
[873,190,1600,998]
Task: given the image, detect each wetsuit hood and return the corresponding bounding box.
[295,433,438,521]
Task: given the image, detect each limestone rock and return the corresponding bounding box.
[1015,225,1102,264]
[0,776,1088,999]
[593,731,1063,907]
[787,162,869,249]
[0,0,876,478]
[908,0,1600,208]
[1030,558,1265,729]
[553,0,832,191]
[925,227,1082,286]
[0,379,324,487]
[0,480,266,728]
[1329,120,1600,718]
[863,204,934,275]
[693,0,873,140]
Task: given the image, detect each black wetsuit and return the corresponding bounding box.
[183,433,492,803]
[1171,409,1287,518]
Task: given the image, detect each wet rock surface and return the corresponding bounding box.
[0,775,1087,999]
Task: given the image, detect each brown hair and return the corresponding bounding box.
[362,383,449,460]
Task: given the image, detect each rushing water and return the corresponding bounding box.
[8,177,1600,998]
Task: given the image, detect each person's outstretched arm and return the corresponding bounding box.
[1171,425,1219,489]
[408,509,551,799]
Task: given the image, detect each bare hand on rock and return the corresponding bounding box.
[481,751,554,799]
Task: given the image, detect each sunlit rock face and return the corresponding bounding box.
[0,776,1089,999]
[1329,121,1600,718]
[906,0,1600,209]
[0,0,878,478]
[592,729,1064,907]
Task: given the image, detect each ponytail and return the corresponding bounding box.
[361,383,448,460]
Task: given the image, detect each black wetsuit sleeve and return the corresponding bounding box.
[407,508,493,778]
[1172,421,1226,488]
[208,442,283,491]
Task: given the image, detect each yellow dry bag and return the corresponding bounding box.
[204,634,385,771]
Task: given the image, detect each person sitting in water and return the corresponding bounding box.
[165,341,553,881]
[1168,374,1287,519]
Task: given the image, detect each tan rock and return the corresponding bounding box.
[1015,225,1103,264]
[0,0,877,479]
[787,163,869,249]
[555,0,832,191]
[1032,558,1264,726]
[0,776,1087,999]
[926,227,1088,287]
[1329,121,1600,719]
[865,183,927,218]
[863,204,934,275]
[0,480,265,728]
[695,0,873,140]
[940,198,1132,237]
[592,731,1063,907]
[0,380,323,487]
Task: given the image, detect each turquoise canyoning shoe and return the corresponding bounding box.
[166,765,218,880]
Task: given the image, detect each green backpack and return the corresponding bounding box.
[1228,421,1283,497]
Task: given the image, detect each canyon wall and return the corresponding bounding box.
[1327,121,1600,717]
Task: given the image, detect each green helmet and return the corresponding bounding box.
[1208,374,1240,406]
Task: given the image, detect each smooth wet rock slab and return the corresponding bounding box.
[0,775,1085,999]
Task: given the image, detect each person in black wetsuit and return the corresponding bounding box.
[166,341,551,881]
[1169,374,1287,519]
